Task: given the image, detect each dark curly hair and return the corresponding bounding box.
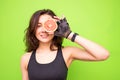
[24,9,63,52]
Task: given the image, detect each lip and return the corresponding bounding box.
[40,34,49,38]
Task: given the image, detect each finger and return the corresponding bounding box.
[62,15,65,19]
[53,16,61,20]
[53,16,61,23]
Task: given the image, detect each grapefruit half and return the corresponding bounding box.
[44,19,58,32]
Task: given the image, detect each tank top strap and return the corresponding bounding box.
[57,47,68,69]
[57,47,63,56]
[28,50,36,65]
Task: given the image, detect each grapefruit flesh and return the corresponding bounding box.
[44,19,58,32]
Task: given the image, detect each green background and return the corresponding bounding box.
[0,0,120,80]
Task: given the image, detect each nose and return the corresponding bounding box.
[41,26,46,32]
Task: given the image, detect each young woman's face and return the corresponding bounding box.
[35,14,54,43]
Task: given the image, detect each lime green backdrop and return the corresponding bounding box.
[0,0,120,80]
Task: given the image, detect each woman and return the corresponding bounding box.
[20,9,109,80]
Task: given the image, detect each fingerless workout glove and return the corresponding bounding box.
[54,18,71,38]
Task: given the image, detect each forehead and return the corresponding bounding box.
[38,14,52,23]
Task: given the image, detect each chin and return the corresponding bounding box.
[37,35,54,43]
[39,38,52,43]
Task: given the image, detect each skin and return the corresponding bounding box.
[20,14,110,80]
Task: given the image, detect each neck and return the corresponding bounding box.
[38,42,51,50]
[37,41,57,52]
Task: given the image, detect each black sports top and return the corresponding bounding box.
[27,47,68,80]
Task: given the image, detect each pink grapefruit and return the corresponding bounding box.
[44,19,58,32]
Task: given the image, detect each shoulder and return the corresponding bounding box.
[61,46,83,67]
[62,46,83,58]
[20,52,32,69]
[62,46,82,57]
[21,52,32,61]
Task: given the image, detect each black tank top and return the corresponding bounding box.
[27,47,68,80]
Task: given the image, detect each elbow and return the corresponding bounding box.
[102,51,110,60]
[97,51,110,61]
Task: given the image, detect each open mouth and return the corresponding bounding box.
[40,34,49,38]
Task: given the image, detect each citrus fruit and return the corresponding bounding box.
[44,19,58,32]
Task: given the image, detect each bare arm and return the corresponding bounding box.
[54,17,109,61]
[20,54,30,80]
[67,32,110,61]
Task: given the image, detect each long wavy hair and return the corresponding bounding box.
[24,9,63,52]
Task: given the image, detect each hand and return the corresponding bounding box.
[54,17,71,38]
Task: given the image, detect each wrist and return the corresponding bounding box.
[67,32,74,40]
[67,32,79,42]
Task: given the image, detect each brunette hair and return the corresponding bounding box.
[24,9,63,52]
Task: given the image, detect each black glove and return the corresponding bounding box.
[54,18,71,38]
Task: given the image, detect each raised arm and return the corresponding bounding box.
[54,17,109,61]
[67,32,109,61]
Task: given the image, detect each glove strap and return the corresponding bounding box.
[66,31,72,39]
[71,33,79,42]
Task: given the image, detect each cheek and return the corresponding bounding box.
[49,34,54,39]
[35,28,40,37]
[36,27,41,32]
[48,32,54,34]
